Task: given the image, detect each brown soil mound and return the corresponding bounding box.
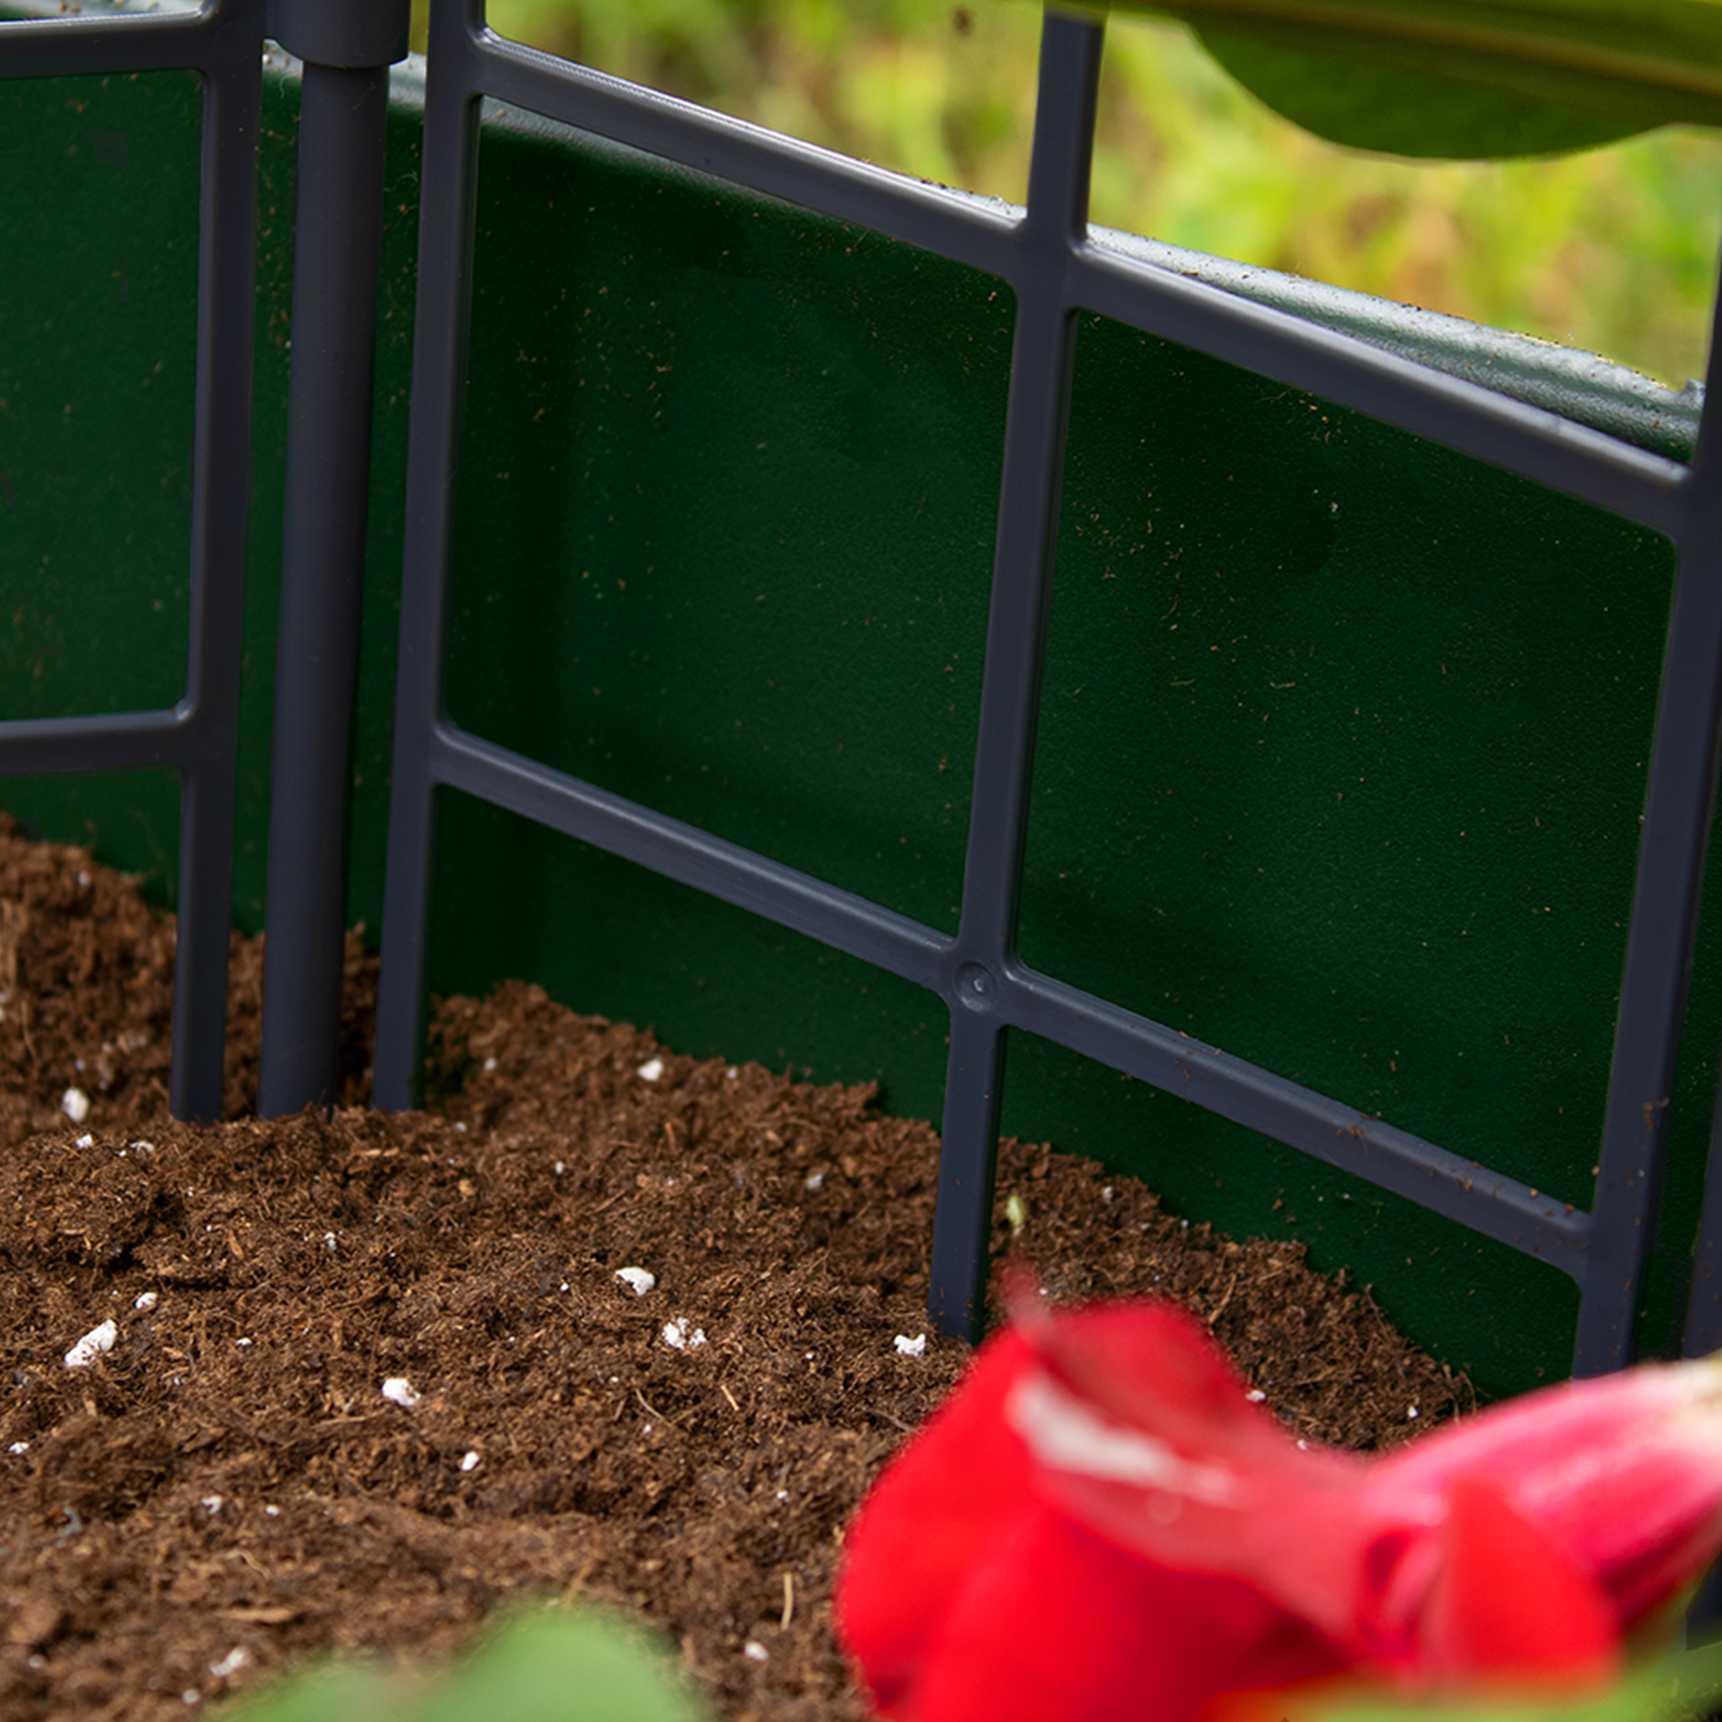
[0,814,1470,1721]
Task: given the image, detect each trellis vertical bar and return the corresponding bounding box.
[927,12,1103,1341]
[258,0,409,1115]
[1683,817,1722,1367]
[372,0,487,1111]
[1687,1563,1722,1647]
[1686,1121,1722,1642]
[1574,276,1722,1377]
[1685,1089,1722,1358]
[0,0,265,1123]
[164,9,265,1120]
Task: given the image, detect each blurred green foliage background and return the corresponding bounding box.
[411,0,1722,387]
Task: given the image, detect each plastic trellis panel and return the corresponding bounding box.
[369,0,1722,1374]
[0,0,266,1122]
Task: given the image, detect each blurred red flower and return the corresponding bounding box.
[836,1292,1722,1722]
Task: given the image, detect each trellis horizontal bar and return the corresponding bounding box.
[1074,243,1692,539]
[470,26,1690,544]
[1004,962,1593,1278]
[430,722,953,992]
[0,707,199,776]
[426,721,1592,1278]
[0,7,213,75]
[472,32,1021,280]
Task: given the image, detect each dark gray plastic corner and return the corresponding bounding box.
[268,0,408,67]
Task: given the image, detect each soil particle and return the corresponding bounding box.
[0,813,1471,1720]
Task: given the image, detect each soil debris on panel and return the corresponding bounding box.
[0,813,1472,1721]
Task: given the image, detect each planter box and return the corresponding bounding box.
[1,1,1714,1397]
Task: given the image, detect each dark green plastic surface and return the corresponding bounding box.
[1,35,1716,1396]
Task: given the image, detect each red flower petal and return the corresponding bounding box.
[836,1330,1038,1715]
[1365,1357,1722,1638]
[909,1502,1343,1722]
[1419,1476,1619,1688]
[1011,1298,1372,1645]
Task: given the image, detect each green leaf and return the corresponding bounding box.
[221,1607,709,1722]
[223,1663,404,1722]
[1295,1640,1722,1722]
[1075,1,1722,158]
[409,1607,709,1722]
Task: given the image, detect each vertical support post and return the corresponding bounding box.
[927,13,1103,1341]
[1684,1085,1722,1361]
[1687,1562,1722,1648]
[371,0,486,1111]
[1574,276,1722,1376]
[257,0,409,1116]
[1692,1156,1722,1646]
[169,0,266,1121]
[1684,357,1722,1357]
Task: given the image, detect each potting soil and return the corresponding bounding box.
[0,815,1471,1720]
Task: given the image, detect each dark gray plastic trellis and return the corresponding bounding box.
[9,0,1722,1382]
[0,0,410,1126]
[370,0,1722,1379]
[0,0,268,1125]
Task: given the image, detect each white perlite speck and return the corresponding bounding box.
[1101,1185,1116,1202]
[8,1442,29,1455]
[1245,1389,1267,1403]
[74,1133,94,1148]
[1408,1406,1421,1420]
[460,1450,481,1473]
[133,1291,159,1312]
[615,1266,657,1297]
[661,1318,706,1351]
[637,1057,665,1083]
[264,1505,281,1518]
[61,1087,90,1125]
[64,1319,117,1369]
[201,1495,224,1515]
[381,1377,422,1409]
[743,1641,769,1664]
[894,1333,928,1358]
[323,1232,338,1252]
[208,1649,250,1680]
[803,1171,824,1192]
